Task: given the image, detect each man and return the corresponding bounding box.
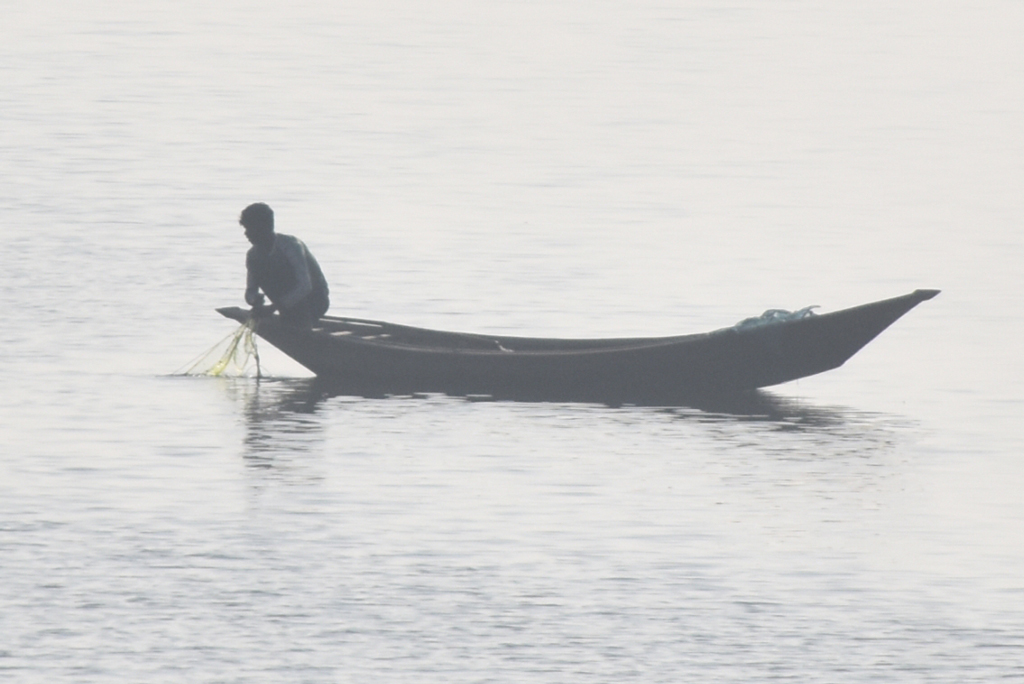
[239,202,330,328]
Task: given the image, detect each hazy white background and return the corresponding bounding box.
[2,1,1022,681]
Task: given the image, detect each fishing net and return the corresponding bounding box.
[175,317,262,377]
[733,305,818,330]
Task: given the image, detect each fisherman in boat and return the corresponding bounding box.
[239,202,330,328]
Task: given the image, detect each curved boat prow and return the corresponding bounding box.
[735,288,940,389]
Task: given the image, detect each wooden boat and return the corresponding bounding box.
[217,289,938,404]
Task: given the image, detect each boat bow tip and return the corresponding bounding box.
[912,289,941,302]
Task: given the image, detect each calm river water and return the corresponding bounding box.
[2,2,1023,682]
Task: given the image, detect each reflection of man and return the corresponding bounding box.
[239,202,330,328]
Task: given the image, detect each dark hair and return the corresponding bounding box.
[239,203,274,233]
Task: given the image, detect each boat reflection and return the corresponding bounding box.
[230,375,888,429]
[222,377,912,478]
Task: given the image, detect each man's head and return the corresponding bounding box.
[239,203,275,245]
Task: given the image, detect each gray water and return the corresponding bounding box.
[2,2,1023,682]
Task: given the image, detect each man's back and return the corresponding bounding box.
[239,203,330,328]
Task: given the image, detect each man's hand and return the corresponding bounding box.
[250,301,277,318]
[246,292,273,317]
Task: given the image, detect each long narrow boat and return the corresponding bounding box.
[217,289,938,404]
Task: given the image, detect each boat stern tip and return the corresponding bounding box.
[216,306,250,323]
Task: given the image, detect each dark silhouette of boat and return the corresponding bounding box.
[217,289,938,404]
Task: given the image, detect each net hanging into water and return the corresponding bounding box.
[176,317,261,377]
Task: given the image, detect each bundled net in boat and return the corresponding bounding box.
[733,305,818,330]
[176,317,262,377]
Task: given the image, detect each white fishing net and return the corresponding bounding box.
[175,318,262,377]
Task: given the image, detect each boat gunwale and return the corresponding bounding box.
[312,325,719,357]
[303,288,941,353]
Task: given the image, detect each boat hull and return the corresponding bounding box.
[217,289,938,403]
